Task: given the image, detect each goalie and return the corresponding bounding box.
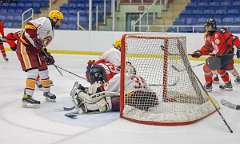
[69,62,158,113]
[85,39,122,83]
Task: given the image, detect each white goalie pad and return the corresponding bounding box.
[77,91,117,112]
[88,81,103,94]
[70,81,119,113]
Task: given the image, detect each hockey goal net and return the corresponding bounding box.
[120,34,218,125]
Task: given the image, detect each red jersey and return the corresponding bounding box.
[0,20,4,37]
[199,28,240,56]
[94,60,118,81]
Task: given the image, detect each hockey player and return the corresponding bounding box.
[191,18,240,92]
[69,62,158,114]
[85,39,122,84]
[5,31,54,89]
[213,66,240,84]
[96,39,121,67]
[0,19,8,61]
[16,10,64,107]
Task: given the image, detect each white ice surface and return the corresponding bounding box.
[0,52,240,144]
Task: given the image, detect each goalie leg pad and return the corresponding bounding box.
[82,97,112,113]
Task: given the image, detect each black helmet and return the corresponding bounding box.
[205,18,217,32]
[86,64,107,84]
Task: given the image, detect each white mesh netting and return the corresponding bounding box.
[120,35,218,125]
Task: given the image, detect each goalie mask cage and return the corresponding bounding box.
[120,34,218,126]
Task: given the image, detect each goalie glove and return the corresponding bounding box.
[191,50,202,58]
[88,81,105,95]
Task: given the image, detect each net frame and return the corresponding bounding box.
[120,34,218,126]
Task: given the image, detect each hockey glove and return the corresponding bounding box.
[45,54,55,65]
[41,48,55,65]
[191,50,202,58]
[236,49,240,58]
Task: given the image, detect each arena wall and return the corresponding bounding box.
[4,28,240,55]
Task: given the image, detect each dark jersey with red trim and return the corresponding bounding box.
[94,60,118,81]
[199,28,240,56]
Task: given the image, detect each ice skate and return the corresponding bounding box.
[234,76,240,84]
[22,95,40,108]
[204,83,212,92]
[43,92,56,102]
[4,57,8,61]
[219,82,233,91]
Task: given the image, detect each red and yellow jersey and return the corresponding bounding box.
[0,20,4,38]
[21,17,54,48]
[200,28,239,56]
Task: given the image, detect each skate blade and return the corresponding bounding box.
[224,88,233,91]
[45,97,56,102]
[206,89,212,92]
[22,102,40,109]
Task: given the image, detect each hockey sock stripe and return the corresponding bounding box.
[41,79,50,88]
[26,78,36,90]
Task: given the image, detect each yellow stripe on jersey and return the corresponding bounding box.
[20,43,31,69]
[24,23,37,30]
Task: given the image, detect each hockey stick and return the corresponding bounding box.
[55,106,76,112]
[176,41,234,133]
[171,63,204,73]
[221,99,240,110]
[54,64,87,81]
[39,48,64,76]
[53,64,63,76]
[149,78,179,87]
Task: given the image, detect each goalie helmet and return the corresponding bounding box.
[204,18,217,32]
[86,64,107,84]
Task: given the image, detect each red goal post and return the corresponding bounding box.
[120,34,218,126]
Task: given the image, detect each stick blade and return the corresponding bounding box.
[221,99,239,110]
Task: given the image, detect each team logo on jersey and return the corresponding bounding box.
[215,39,220,44]
[214,33,219,38]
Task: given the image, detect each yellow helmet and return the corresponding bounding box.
[48,10,64,20]
[113,39,121,49]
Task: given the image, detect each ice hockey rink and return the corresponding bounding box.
[0,52,240,144]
